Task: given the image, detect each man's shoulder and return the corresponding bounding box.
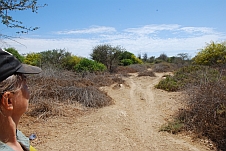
[17,129,30,151]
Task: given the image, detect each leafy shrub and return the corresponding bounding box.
[155,75,179,91]
[121,59,133,66]
[193,41,226,66]
[119,51,143,64]
[62,55,81,70]
[25,50,82,70]
[131,54,143,64]
[74,58,106,72]
[156,65,221,92]
[24,52,41,66]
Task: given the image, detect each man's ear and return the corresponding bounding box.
[1,92,14,110]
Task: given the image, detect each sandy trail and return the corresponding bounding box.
[21,72,210,151]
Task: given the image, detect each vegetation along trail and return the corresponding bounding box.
[22,72,210,151]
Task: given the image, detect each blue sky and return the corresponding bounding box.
[0,0,226,58]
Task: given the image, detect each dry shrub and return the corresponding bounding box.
[27,100,66,119]
[71,86,113,107]
[128,64,147,72]
[152,62,174,72]
[115,64,149,75]
[159,65,226,150]
[81,72,122,87]
[27,68,121,118]
[183,76,226,150]
[138,70,156,77]
[111,76,125,84]
[115,66,137,75]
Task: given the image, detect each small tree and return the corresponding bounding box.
[177,53,189,61]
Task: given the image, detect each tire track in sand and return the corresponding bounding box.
[33,73,210,151]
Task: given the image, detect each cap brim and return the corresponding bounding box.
[16,64,42,74]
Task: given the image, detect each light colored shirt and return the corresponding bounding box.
[0,130,30,151]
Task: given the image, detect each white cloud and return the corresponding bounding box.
[1,38,98,57]
[180,27,216,34]
[1,24,226,58]
[124,24,181,35]
[55,26,116,35]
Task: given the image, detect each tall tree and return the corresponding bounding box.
[142,53,148,62]
[90,44,123,72]
[157,53,168,62]
[0,0,46,36]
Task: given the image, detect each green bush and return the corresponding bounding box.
[155,75,180,92]
[5,48,24,62]
[159,119,184,134]
[40,49,71,68]
[74,58,107,72]
[121,59,133,66]
[193,41,226,66]
[24,52,41,66]
[156,65,221,92]
[62,55,81,70]
[119,51,142,64]
[25,49,82,71]
[131,54,143,64]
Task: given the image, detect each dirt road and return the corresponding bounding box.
[21,72,210,151]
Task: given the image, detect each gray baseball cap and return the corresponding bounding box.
[0,48,42,82]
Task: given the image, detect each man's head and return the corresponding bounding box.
[0,48,41,116]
